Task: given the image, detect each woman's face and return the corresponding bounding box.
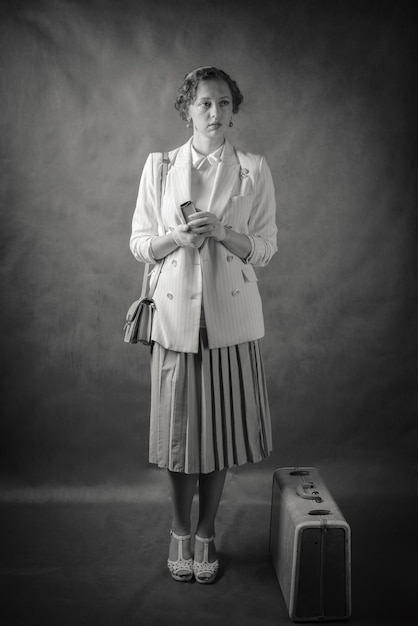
[187,79,233,143]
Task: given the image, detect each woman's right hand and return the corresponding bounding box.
[150,225,205,260]
[171,224,205,248]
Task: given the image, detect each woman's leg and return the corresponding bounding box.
[195,468,227,563]
[196,468,227,536]
[167,470,198,561]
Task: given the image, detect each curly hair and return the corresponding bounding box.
[174,66,244,121]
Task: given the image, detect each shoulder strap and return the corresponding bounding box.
[141,152,170,299]
[160,152,170,202]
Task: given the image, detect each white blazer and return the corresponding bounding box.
[130,138,277,353]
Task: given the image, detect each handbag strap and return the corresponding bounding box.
[140,152,170,300]
[140,257,163,300]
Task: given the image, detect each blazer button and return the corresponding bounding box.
[171,260,177,266]
[231,289,240,297]
[167,293,173,300]
[227,255,234,262]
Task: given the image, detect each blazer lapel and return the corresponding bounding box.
[166,138,192,220]
[207,139,240,217]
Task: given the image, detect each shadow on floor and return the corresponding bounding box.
[0,471,415,626]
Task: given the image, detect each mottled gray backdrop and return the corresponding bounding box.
[1,0,416,493]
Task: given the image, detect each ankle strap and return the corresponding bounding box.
[195,534,215,543]
[170,530,191,541]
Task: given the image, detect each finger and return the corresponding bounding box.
[188,211,209,221]
[188,217,215,229]
[187,221,206,231]
[191,225,214,234]
[187,216,208,225]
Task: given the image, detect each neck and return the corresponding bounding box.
[192,133,225,156]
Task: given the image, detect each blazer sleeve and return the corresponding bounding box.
[129,153,161,264]
[246,156,278,267]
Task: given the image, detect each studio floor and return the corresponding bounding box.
[0,468,415,626]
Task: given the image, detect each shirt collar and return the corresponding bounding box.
[191,143,224,170]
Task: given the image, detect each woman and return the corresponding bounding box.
[130,66,277,583]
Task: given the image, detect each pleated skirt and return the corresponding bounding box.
[149,327,272,474]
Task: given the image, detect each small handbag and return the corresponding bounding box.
[123,261,164,344]
[124,152,169,345]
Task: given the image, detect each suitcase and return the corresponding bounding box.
[269,467,351,622]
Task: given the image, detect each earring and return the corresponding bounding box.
[229,120,233,128]
[186,119,192,128]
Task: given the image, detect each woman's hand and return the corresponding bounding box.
[171,223,205,248]
[187,211,226,241]
[188,212,252,260]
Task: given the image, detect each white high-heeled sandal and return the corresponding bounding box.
[167,530,193,582]
[193,534,219,584]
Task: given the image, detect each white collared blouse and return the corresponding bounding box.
[190,142,224,212]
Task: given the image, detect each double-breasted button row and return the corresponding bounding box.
[166,293,201,300]
[227,255,234,262]
[171,260,177,266]
[167,290,239,299]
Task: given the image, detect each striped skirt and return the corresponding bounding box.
[149,327,272,474]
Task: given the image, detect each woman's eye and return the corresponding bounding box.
[221,100,230,106]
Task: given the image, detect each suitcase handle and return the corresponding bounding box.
[296,483,323,502]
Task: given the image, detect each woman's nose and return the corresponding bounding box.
[210,104,220,118]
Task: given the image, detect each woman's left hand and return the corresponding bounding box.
[187,211,226,242]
